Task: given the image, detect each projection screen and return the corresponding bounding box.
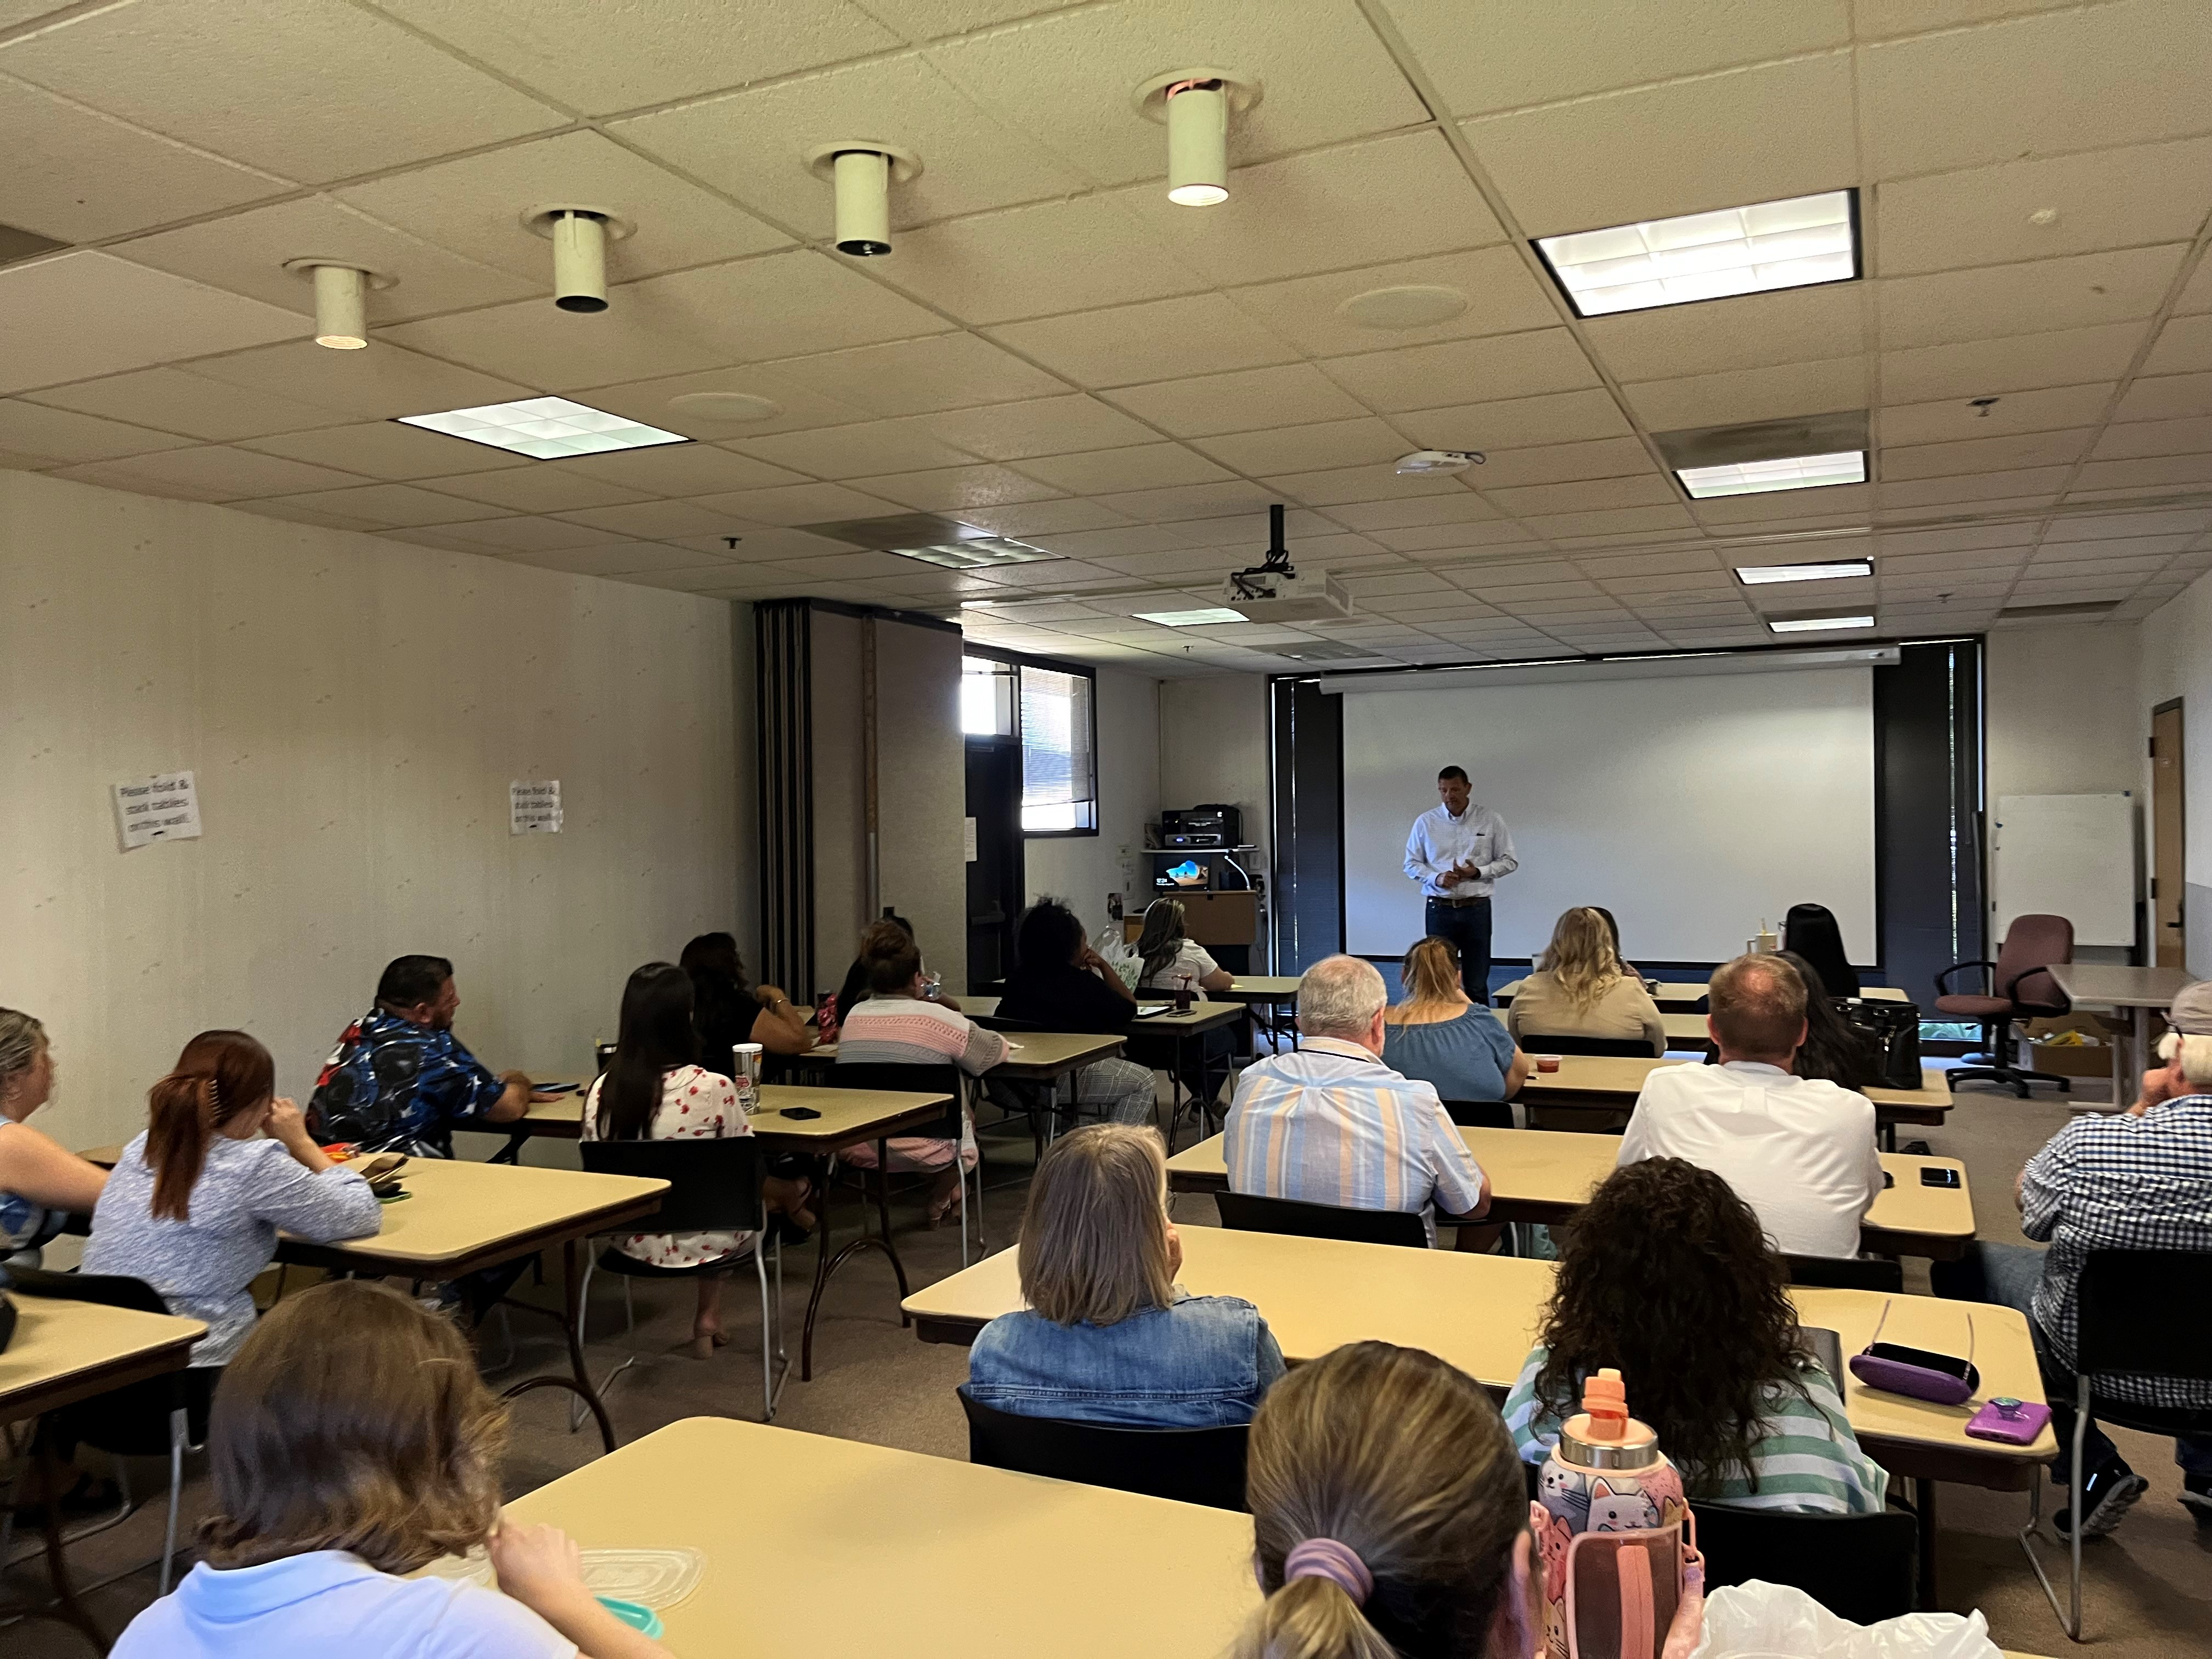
[1338,664,1877,965]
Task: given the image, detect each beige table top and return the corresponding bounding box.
[904,1228,2053,1485]
[499,1417,1259,1658]
[1519,1054,1953,1118]
[1127,999,1247,1034]
[492,1083,953,1147]
[2045,963,2196,1008]
[1661,1012,1712,1045]
[0,1298,206,1426]
[1163,1130,1974,1255]
[1499,979,1909,1008]
[1222,975,1303,1000]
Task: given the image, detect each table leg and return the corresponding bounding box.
[800,1140,915,1380]
[17,1434,109,1654]
[498,1238,616,1455]
[489,1128,529,1165]
[872,1144,913,1311]
[801,1161,839,1381]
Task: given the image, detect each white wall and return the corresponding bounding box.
[0,470,744,1150]
[1024,665,1158,940]
[2138,574,2212,973]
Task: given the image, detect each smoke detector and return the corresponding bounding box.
[1395,449,1484,475]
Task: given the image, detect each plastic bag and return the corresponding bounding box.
[1691,1582,2000,1659]
[425,1546,703,1610]
[1094,926,1142,990]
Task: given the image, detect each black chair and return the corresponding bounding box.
[1443,1099,1513,1128]
[574,1137,786,1422]
[2022,1248,2212,1641]
[5,1266,211,1594]
[1695,1503,1918,1624]
[1516,1034,1658,1057]
[827,1062,982,1263]
[958,1390,1249,1510]
[1216,1190,1430,1250]
[1783,1254,1903,1293]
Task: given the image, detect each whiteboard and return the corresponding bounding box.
[1338,667,1877,963]
[1993,793,2136,947]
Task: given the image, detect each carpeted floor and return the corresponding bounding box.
[9,1064,2209,1656]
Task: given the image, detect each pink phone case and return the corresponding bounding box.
[1966,1398,2051,1444]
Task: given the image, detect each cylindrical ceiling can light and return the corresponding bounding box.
[833,149,892,256]
[309,264,368,348]
[1165,79,1228,206]
[551,211,608,313]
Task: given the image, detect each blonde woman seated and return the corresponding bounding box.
[963,1124,1283,1427]
[1133,898,1234,997]
[1506,907,1667,1056]
[1383,938,1532,1106]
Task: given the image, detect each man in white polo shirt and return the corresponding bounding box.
[1618,952,1882,1259]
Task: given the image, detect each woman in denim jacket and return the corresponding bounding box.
[963,1124,1284,1427]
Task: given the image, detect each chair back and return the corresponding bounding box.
[1216,1191,1430,1250]
[1782,1254,1902,1292]
[969,1014,1047,1033]
[2078,1249,2212,1382]
[958,1391,1248,1511]
[1694,1503,1917,1624]
[1994,913,2073,1013]
[575,1136,764,1235]
[1444,1099,1513,1128]
[828,1061,966,1140]
[1518,1034,1655,1057]
[5,1264,171,1316]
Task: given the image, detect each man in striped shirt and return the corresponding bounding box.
[1223,955,1488,1245]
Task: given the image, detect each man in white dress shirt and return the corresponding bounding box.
[1402,766,1517,1004]
[1618,952,1883,1259]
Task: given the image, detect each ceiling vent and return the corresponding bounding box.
[1999,600,2122,621]
[1650,410,1869,473]
[799,512,994,550]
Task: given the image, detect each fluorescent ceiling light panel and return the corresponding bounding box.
[1678,450,1865,499]
[1135,607,1248,627]
[1735,557,1874,585]
[1768,614,1874,634]
[889,537,1058,570]
[1537,190,1857,318]
[396,396,688,459]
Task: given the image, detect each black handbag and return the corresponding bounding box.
[1838,997,1923,1090]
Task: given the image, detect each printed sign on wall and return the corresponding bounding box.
[114,771,202,850]
[510,779,563,834]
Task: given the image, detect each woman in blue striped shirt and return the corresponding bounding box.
[1503,1158,1886,1514]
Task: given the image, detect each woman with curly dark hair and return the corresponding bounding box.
[1502,1159,1887,1514]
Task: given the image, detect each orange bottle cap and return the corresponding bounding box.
[1579,1367,1630,1443]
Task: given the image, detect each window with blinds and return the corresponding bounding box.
[1018,664,1097,833]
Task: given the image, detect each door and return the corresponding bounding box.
[2152,699,2186,968]
[964,738,1024,991]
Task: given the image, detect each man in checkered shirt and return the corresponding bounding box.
[1937,980,2212,1540]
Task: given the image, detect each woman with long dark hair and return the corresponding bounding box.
[1781,902,1860,1001]
[583,962,813,1358]
[1773,950,1880,1087]
[1503,1158,1884,1512]
[85,1030,381,1368]
[679,931,813,1074]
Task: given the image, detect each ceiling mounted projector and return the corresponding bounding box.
[1395,449,1484,475]
[1223,504,1356,623]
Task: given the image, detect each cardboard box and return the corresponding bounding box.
[2027,1013,2123,1079]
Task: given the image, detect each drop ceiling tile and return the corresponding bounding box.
[1263,466,1466,507]
[1102,364,1368,438]
[659,527,870,562]
[2028,534,2192,562]
[22,366,353,442]
[1462,53,1855,236]
[369,0,898,114]
[1190,418,1410,478]
[1092,479,1277,523]
[1519,505,1697,540]
[2027,554,2176,581]
[1323,492,1500,532]
[1621,357,1865,430]
[941,498,1133,537]
[1874,136,2212,276]
[1874,524,2037,557]
[682,481,905,526]
[866,193,1207,325]
[573,365,869,439]
[1396,387,1635,452]
[1386,0,1847,116]
[495,541,702,577]
[1881,427,2094,479]
[1582,283,1865,385]
[1880,383,2114,446]
[2143,314,2212,377]
[2091,417,2212,461]
[553,444,808,496]
[843,464,1065,512]
[182,340,535,422]
[1322,329,1601,415]
[1689,488,1871,525]
[374,526,515,554]
[1009,444,1230,494]
[113,196,535,323]
[1230,245,1560,363]
[1858,0,2212,179]
[726,420,984,479]
[2112,373,2212,424]
[1470,437,1659,490]
[1878,247,2186,352]
[2044,507,2212,541]
[335,131,791,285]
[0,398,198,464]
[990,294,1300,389]
[2072,454,2212,493]
[413,467,656,514]
[236,420,535,481]
[1375,520,1541,553]
[557,499,753,540]
[0,0,563,183]
[1876,467,2070,507]
[763,332,1067,417]
[1880,323,2149,404]
[914,395,1159,460]
[1488,473,1681,517]
[46,443,366,502]
[924,0,1429,190]
[379,251,950,390]
[2174,256,2212,317]
[0,251,306,395]
[261,482,517,527]
[224,497,385,533]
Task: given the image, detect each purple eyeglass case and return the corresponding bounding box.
[1848,1350,1980,1407]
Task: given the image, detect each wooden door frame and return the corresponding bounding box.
[2151,697,2186,969]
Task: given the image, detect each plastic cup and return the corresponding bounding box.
[1536,1054,1563,1074]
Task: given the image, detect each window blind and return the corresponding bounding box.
[1019,665,1096,832]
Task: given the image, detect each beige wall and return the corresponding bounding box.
[1160,674,1271,865]
[1985,624,2144,799]
[1024,665,1158,939]
[0,470,743,1152]
[2138,573,2212,972]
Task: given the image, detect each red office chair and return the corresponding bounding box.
[1934,913,2073,1097]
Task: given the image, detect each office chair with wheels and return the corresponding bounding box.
[828,1062,982,1265]
[1216,1191,1430,1250]
[958,1390,1249,1511]
[573,1137,786,1423]
[1783,1254,1904,1293]
[1516,1034,1660,1057]
[2021,1248,2212,1642]
[1695,1504,1918,1624]
[1934,913,2074,1098]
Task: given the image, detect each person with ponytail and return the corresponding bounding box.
[0,1008,108,1260]
[84,1031,382,1368]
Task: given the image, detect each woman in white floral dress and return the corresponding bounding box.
[582,963,811,1358]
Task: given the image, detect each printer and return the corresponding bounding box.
[1160,805,1242,849]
